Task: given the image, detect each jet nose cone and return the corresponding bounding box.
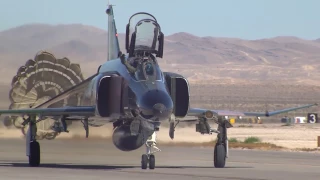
[138,89,173,121]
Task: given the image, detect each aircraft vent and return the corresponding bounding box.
[163,72,190,118]
[96,75,123,117]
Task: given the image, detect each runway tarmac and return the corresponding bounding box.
[0,139,319,180]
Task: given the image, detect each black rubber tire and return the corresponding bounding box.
[149,154,155,169]
[214,144,226,168]
[141,154,148,169]
[2,116,13,127]
[29,141,40,167]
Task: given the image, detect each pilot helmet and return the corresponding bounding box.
[145,62,154,75]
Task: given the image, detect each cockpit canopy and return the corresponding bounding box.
[126,12,164,58]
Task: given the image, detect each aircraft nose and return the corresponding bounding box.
[153,103,166,118]
[138,90,173,121]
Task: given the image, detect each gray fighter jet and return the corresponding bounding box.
[0,4,317,169]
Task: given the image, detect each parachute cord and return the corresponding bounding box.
[28,60,40,108]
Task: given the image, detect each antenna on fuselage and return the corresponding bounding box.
[106,1,121,61]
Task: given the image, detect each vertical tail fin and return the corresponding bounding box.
[106,4,121,61]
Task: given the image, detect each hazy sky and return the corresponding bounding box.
[0,0,319,40]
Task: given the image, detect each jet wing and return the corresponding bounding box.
[187,103,318,118]
[0,73,98,118]
[0,106,95,117]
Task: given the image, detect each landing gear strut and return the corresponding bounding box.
[195,116,232,168]
[213,116,231,168]
[25,115,40,167]
[81,118,89,138]
[141,131,161,169]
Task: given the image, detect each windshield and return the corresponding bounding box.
[131,59,162,81]
[128,13,157,45]
[133,20,160,52]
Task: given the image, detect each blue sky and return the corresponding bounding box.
[0,0,319,40]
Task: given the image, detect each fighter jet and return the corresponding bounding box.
[0,4,317,170]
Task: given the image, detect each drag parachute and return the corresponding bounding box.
[3,51,85,140]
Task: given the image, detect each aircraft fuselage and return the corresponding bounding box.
[82,56,173,123]
[66,10,190,152]
[79,56,174,151]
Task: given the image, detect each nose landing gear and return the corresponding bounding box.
[141,131,161,169]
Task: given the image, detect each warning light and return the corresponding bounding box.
[116,33,118,37]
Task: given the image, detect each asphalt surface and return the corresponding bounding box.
[0,138,319,180]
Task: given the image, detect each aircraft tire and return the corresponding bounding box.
[149,154,155,169]
[141,154,148,169]
[29,141,40,167]
[2,116,13,127]
[214,144,226,168]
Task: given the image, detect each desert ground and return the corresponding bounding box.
[1,139,320,180]
[1,122,319,150]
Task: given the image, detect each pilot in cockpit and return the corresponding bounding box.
[120,53,154,74]
[120,54,138,73]
[144,62,154,75]
[121,13,164,76]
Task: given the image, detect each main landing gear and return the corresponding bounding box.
[23,115,74,167]
[141,131,161,170]
[195,116,232,168]
[24,115,40,167]
[214,116,230,168]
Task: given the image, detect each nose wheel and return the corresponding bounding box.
[141,154,148,169]
[141,154,155,169]
[141,132,160,169]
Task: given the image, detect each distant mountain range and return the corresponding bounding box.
[1,23,320,85]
